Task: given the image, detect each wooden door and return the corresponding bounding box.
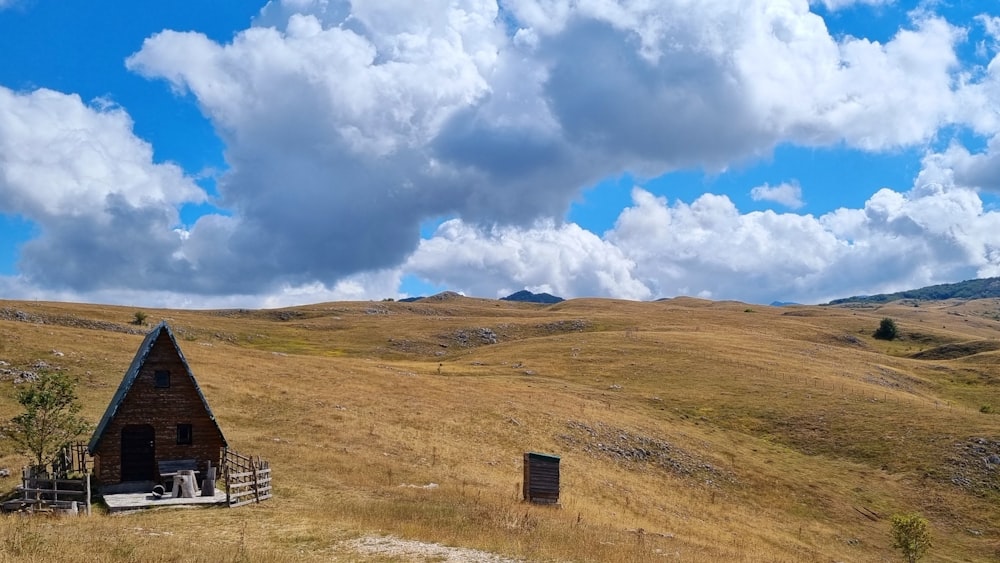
[121,424,155,481]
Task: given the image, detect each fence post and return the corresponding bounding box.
[85,472,91,516]
[251,456,260,504]
[223,448,231,506]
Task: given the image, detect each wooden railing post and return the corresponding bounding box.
[224,448,231,506]
[251,456,259,504]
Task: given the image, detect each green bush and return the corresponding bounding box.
[132,311,148,326]
[890,513,931,562]
[981,404,994,414]
[0,372,91,467]
[874,317,898,340]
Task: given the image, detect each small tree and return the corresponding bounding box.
[890,513,931,563]
[0,372,91,469]
[133,311,148,325]
[874,317,899,340]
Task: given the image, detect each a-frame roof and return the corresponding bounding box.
[88,321,227,453]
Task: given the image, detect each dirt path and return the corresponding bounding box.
[344,535,523,562]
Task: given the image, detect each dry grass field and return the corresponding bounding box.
[1,294,1000,561]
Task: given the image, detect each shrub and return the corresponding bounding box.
[890,513,931,563]
[132,311,148,325]
[981,404,994,414]
[874,318,898,340]
[0,372,91,467]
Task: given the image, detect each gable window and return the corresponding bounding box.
[176,424,193,445]
[154,370,170,388]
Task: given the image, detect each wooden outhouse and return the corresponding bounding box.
[523,452,560,504]
[88,322,227,487]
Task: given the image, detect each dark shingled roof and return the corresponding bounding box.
[87,321,227,453]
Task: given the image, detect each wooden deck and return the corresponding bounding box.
[103,490,228,513]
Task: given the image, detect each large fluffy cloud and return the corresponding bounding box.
[409,182,1000,304]
[115,0,980,298]
[0,87,205,292]
[407,219,651,300]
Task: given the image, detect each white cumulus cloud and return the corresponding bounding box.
[750,181,805,209]
[406,182,1000,305]
[407,219,652,301]
[0,87,207,293]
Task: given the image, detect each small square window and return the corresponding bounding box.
[176,424,193,445]
[154,370,170,388]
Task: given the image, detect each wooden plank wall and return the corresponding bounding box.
[523,452,560,504]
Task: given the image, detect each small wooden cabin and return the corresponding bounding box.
[88,322,227,487]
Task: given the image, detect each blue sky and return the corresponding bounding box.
[2,0,1000,307]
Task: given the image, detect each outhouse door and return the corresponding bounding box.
[121,424,155,481]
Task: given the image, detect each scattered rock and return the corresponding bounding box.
[51,350,64,357]
[536,319,589,333]
[558,420,734,485]
[1,367,40,384]
[271,310,304,321]
[14,372,39,384]
[0,308,144,335]
[451,327,498,346]
[948,437,1000,494]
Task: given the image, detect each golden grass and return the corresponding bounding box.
[1,296,1000,561]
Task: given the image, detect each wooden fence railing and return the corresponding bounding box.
[5,444,93,515]
[221,448,272,508]
[13,468,92,515]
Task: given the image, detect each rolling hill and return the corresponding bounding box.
[828,276,1000,305]
[1,296,1000,561]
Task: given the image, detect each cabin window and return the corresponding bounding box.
[176,424,193,445]
[154,370,170,388]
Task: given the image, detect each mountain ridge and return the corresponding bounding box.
[828,276,1000,305]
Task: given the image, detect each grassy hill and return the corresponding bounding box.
[828,276,1000,305]
[2,296,1000,561]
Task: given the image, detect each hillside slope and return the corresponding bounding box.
[829,276,1000,304]
[1,297,1000,561]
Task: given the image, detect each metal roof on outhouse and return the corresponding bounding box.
[87,321,227,453]
[526,452,561,461]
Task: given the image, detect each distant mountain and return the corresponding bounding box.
[770,301,800,307]
[501,290,564,304]
[828,277,1000,305]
